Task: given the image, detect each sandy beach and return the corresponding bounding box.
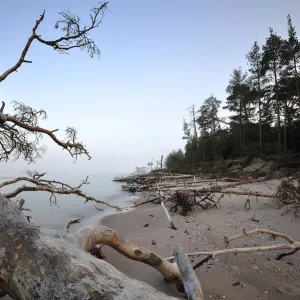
[102,179,300,300]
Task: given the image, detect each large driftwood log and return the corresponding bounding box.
[0,194,181,299]
[173,244,204,300]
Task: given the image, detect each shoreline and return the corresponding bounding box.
[102,180,300,299]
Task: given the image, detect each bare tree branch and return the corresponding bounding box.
[0,11,45,82]
[1,172,122,211]
[0,101,5,113]
[0,101,90,161]
[36,2,108,57]
[0,2,108,83]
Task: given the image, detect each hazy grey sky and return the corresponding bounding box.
[1,0,300,175]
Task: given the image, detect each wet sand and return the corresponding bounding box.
[102,179,300,299]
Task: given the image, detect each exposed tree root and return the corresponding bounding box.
[76,225,183,291]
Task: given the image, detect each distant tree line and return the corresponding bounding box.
[166,15,300,172]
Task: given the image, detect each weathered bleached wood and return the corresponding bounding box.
[161,201,177,230]
[167,244,300,261]
[76,225,182,288]
[225,229,296,244]
[173,244,204,300]
[0,193,181,299]
[166,229,300,261]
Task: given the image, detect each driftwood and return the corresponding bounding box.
[173,244,204,300]
[161,201,177,230]
[120,170,300,217]
[166,229,300,262]
[0,194,183,299]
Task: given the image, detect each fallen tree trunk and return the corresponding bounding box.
[0,194,181,300]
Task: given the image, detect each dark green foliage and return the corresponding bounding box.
[165,14,300,173]
[165,149,187,173]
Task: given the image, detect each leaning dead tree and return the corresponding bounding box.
[0,2,185,299]
[0,3,123,209]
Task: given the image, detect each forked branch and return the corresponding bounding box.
[1,172,122,211]
[0,2,108,83]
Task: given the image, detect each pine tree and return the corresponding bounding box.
[225,68,256,157]
[262,28,284,153]
[182,118,191,140]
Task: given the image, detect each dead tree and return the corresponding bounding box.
[0,2,119,205]
[0,2,108,83]
[0,2,181,298]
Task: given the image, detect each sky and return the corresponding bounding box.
[1,0,300,175]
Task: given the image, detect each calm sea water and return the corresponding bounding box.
[0,173,136,231]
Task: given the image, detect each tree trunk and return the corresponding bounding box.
[273,59,281,153]
[257,74,262,154]
[202,137,205,161]
[293,55,300,107]
[239,99,243,157]
[284,100,287,153]
[258,99,262,154]
[0,194,181,300]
